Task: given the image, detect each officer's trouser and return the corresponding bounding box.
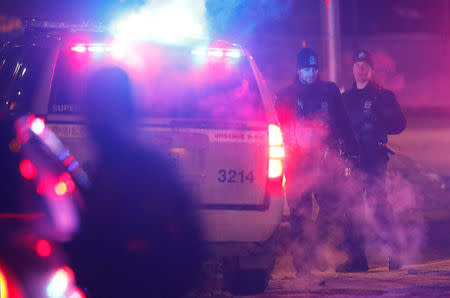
[342,160,400,265]
[286,151,348,273]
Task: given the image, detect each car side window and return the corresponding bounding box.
[0,46,47,117]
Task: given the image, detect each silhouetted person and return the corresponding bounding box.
[70,67,205,297]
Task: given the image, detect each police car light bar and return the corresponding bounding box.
[23,18,107,33]
[70,44,109,54]
[191,48,241,59]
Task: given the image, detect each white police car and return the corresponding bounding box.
[0,27,285,294]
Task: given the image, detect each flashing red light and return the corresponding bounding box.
[268,124,285,179]
[63,155,75,166]
[66,180,76,194]
[19,159,37,180]
[0,213,44,220]
[0,268,8,298]
[71,45,87,53]
[69,288,86,298]
[25,115,36,128]
[36,182,45,195]
[36,239,52,257]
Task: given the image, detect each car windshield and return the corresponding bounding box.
[49,43,266,121]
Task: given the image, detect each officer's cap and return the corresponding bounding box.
[297,48,319,70]
[353,50,374,68]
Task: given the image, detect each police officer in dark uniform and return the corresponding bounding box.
[340,50,406,272]
[276,48,357,273]
[276,48,357,156]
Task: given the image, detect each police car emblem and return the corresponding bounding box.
[363,100,372,110]
[309,55,317,66]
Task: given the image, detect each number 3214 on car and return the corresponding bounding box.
[217,169,255,183]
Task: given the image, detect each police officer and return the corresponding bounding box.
[276,48,357,273]
[340,50,406,272]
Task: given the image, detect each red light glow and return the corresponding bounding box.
[69,288,86,298]
[0,268,8,298]
[19,159,37,180]
[25,115,36,128]
[71,45,87,53]
[36,239,52,257]
[0,213,44,220]
[63,155,75,166]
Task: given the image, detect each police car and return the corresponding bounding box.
[0,22,285,294]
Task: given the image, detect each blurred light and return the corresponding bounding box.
[69,288,85,298]
[111,2,207,44]
[21,67,27,76]
[191,48,207,56]
[58,172,76,194]
[63,155,75,166]
[225,49,241,58]
[268,159,283,178]
[55,182,68,196]
[8,138,21,153]
[282,174,286,188]
[59,172,72,182]
[0,213,44,219]
[66,180,76,194]
[58,149,70,162]
[36,239,52,257]
[46,267,74,298]
[268,124,283,146]
[110,41,127,60]
[88,45,106,54]
[67,161,80,172]
[268,124,284,179]
[31,117,45,135]
[17,91,21,96]
[0,268,8,298]
[71,45,86,53]
[17,129,29,144]
[25,115,36,128]
[36,182,46,195]
[208,49,224,57]
[269,146,285,159]
[19,159,37,180]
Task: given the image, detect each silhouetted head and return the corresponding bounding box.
[84,66,135,146]
[296,48,319,85]
[352,50,374,87]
